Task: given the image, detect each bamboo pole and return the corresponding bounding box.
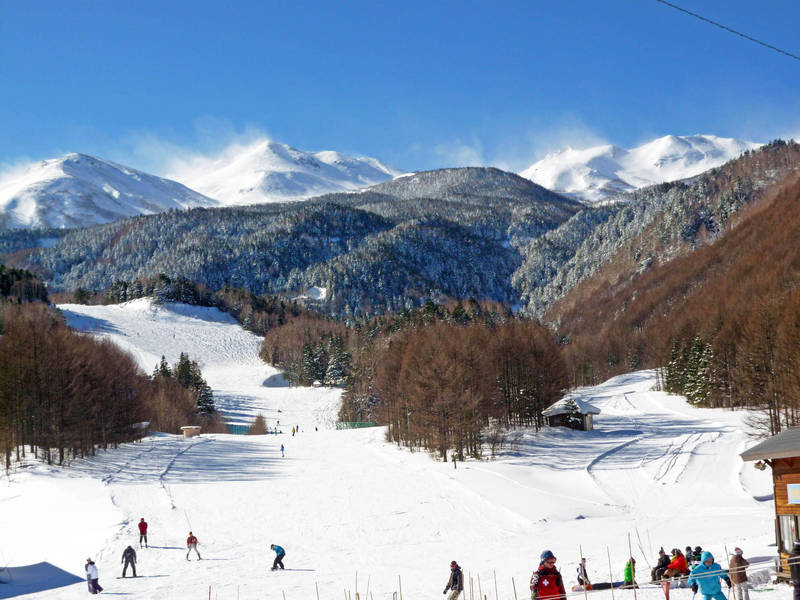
[494,569,499,600]
[628,533,638,600]
[580,544,589,600]
[366,575,371,600]
[399,575,403,600]
[724,545,732,600]
[478,573,483,600]
[471,576,474,600]
[512,576,518,600]
[607,547,616,600]
[316,582,320,600]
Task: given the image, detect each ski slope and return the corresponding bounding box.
[0,299,782,600]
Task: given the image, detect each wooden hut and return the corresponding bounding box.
[741,428,800,580]
[543,396,601,431]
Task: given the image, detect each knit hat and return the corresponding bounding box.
[541,550,556,561]
[733,547,743,555]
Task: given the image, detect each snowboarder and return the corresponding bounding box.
[652,548,670,582]
[623,557,637,588]
[662,548,687,579]
[728,547,749,600]
[138,518,148,548]
[688,551,731,600]
[530,550,566,600]
[121,545,137,577]
[789,541,800,600]
[577,558,591,588]
[85,558,103,594]
[281,444,285,457]
[186,531,201,560]
[443,560,464,600]
[270,544,286,570]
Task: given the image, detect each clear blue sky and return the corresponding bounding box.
[1,0,798,172]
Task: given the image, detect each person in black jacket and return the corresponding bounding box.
[652,548,670,582]
[121,545,137,577]
[444,560,464,600]
[790,541,800,600]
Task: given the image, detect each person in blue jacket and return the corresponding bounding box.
[270,544,286,570]
[688,551,731,600]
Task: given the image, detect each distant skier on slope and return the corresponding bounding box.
[443,560,464,599]
[530,550,566,600]
[186,531,201,561]
[270,543,286,570]
[85,558,103,594]
[281,444,285,457]
[138,518,148,548]
[121,545,137,577]
[688,551,731,600]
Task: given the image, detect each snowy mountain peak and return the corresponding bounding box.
[520,134,761,203]
[0,153,217,229]
[167,139,404,206]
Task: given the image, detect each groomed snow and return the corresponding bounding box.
[0,299,782,600]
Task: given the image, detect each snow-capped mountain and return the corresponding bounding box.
[0,153,217,229]
[520,134,761,203]
[167,139,404,206]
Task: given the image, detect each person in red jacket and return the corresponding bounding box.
[186,531,201,561]
[662,548,688,579]
[530,550,566,600]
[138,518,148,548]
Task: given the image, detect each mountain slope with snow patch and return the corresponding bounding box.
[168,139,404,205]
[520,135,760,203]
[0,154,217,229]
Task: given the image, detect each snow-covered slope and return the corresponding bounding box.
[0,299,782,600]
[520,135,761,203]
[0,154,217,229]
[168,139,404,205]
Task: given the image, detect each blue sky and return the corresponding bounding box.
[1,0,798,173]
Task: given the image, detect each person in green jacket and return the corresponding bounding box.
[624,557,637,588]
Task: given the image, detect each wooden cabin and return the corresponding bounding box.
[741,428,800,580]
[543,396,601,431]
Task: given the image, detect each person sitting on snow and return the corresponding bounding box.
[623,557,637,588]
[688,551,731,600]
[577,558,591,589]
[662,548,687,579]
[652,548,670,582]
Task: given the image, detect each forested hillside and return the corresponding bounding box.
[9,168,582,316]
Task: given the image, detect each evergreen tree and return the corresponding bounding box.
[153,355,172,378]
[684,335,711,405]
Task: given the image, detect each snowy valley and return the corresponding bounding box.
[0,299,781,600]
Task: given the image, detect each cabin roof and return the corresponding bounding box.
[543,396,601,417]
[741,428,800,461]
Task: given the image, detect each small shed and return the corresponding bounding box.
[181,425,202,439]
[543,396,601,431]
[741,428,800,580]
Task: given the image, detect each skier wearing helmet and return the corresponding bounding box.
[530,550,566,600]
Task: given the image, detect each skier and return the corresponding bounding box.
[688,551,730,600]
[623,557,637,588]
[138,518,148,548]
[728,547,749,600]
[121,545,137,577]
[789,541,800,600]
[85,558,103,594]
[186,531,201,561]
[577,558,591,589]
[270,543,286,570]
[652,548,670,582]
[281,444,285,457]
[443,560,464,600]
[662,548,687,579]
[292,427,295,437]
[530,550,566,600]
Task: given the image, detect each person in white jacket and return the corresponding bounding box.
[85,558,103,594]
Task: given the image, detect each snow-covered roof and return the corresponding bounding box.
[741,428,800,461]
[543,396,601,417]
